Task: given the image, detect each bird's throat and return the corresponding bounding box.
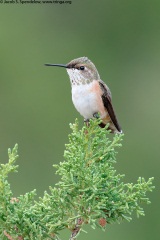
[67,68,93,86]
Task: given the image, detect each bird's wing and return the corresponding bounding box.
[99,80,122,132]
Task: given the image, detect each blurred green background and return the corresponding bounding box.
[0,0,159,239]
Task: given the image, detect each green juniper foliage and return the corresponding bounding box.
[0,119,154,240]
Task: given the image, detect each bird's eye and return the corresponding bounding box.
[79,66,85,70]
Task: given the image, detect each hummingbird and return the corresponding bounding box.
[45,57,122,134]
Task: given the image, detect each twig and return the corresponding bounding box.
[3,231,14,240]
[70,218,83,240]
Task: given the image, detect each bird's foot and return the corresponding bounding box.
[84,118,90,127]
[93,112,100,119]
[84,119,90,134]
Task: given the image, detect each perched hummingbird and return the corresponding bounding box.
[45,57,122,133]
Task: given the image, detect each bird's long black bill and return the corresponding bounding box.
[44,63,67,68]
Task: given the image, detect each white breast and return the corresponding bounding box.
[71,82,102,119]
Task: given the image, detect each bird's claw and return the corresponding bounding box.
[93,112,100,119]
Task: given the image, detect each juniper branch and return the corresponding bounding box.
[0,119,154,240]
